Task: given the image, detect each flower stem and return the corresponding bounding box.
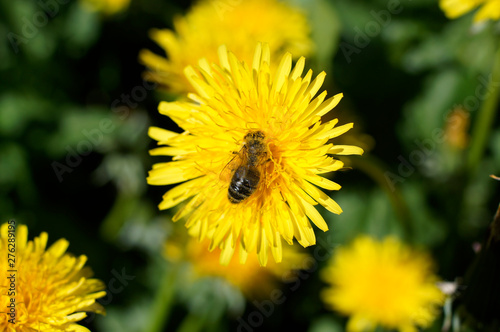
[466,41,500,174]
[99,192,137,241]
[176,297,225,332]
[349,155,413,241]
[144,265,178,332]
[176,313,206,332]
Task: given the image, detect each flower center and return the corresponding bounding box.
[262,140,284,189]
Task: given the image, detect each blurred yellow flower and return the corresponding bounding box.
[165,236,308,299]
[139,0,312,94]
[0,222,106,331]
[440,0,500,23]
[147,43,363,266]
[81,0,130,15]
[321,236,445,332]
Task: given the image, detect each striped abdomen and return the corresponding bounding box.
[228,165,260,204]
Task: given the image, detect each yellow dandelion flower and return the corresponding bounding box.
[139,0,312,93]
[165,236,308,299]
[147,43,363,266]
[0,222,106,331]
[321,236,445,332]
[440,0,500,23]
[80,0,130,15]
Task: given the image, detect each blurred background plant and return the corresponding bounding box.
[1,0,499,331]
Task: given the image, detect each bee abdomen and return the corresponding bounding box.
[228,166,260,204]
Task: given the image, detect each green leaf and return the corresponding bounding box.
[286,0,341,73]
[63,2,100,56]
[0,93,51,136]
[308,316,344,332]
[326,187,404,244]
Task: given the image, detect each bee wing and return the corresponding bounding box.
[219,149,246,183]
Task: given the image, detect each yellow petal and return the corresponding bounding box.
[290,56,306,80]
[257,227,269,266]
[304,174,341,191]
[17,224,28,251]
[299,196,329,232]
[316,123,354,140]
[159,177,207,210]
[315,93,343,117]
[149,126,179,142]
[272,52,292,95]
[329,145,364,155]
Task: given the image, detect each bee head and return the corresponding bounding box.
[244,130,265,141]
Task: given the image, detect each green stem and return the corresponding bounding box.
[176,312,206,332]
[99,192,137,241]
[176,290,226,332]
[144,265,178,332]
[466,42,500,174]
[349,155,413,241]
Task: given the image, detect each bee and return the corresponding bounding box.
[225,131,268,204]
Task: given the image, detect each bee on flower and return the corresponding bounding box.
[147,43,363,266]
